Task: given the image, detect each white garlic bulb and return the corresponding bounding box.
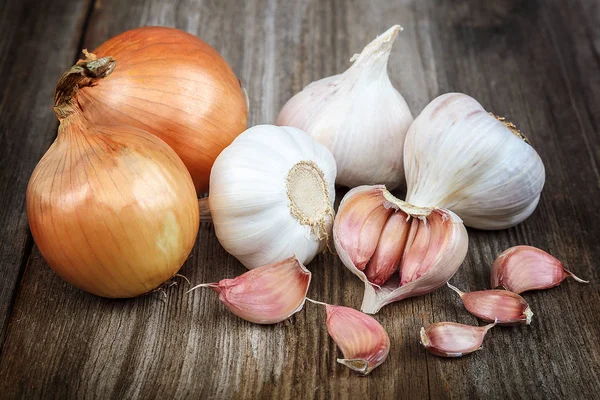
[404,93,545,230]
[276,25,413,190]
[208,124,337,269]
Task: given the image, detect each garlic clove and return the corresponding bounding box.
[420,321,496,357]
[334,185,469,314]
[491,245,588,294]
[364,211,409,285]
[404,93,545,230]
[334,188,392,270]
[399,218,431,285]
[188,255,311,324]
[277,25,413,189]
[447,283,533,326]
[319,302,390,375]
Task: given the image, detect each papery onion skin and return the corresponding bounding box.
[26,114,200,298]
[75,26,247,194]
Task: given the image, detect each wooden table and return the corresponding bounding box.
[0,0,598,398]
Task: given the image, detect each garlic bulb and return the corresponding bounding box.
[404,93,545,230]
[334,185,469,314]
[276,25,413,189]
[209,125,336,269]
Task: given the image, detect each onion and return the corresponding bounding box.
[26,57,200,297]
[72,26,247,194]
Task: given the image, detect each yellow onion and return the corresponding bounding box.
[26,57,199,297]
[72,26,248,194]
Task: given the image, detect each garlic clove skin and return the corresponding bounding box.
[209,125,336,269]
[491,245,588,294]
[334,185,469,314]
[447,283,533,326]
[420,321,496,358]
[276,25,413,189]
[334,189,392,271]
[364,211,409,285]
[404,93,545,230]
[189,255,311,324]
[324,304,390,375]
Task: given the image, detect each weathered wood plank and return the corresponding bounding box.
[0,0,93,346]
[420,1,600,399]
[0,0,598,399]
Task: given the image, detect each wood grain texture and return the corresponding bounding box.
[0,0,599,398]
[0,0,93,346]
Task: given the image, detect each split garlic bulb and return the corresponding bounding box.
[209,125,337,269]
[334,185,469,314]
[276,25,413,190]
[404,93,545,230]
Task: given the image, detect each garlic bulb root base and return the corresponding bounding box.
[286,160,335,243]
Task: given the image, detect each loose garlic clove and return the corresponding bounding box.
[420,321,496,357]
[209,125,336,269]
[308,300,390,375]
[447,283,533,326]
[188,256,311,324]
[404,93,545,230]
[491,245,588,294]
[334,185,469,314]
[277,25,413,189]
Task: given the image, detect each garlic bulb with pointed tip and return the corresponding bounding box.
[276,25,413,189]
[208,125,336,269]
[404,93,545,230]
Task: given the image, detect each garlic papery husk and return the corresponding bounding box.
[491,245,588,294]
[209,125,336,269]
[404,93,545,230]
[188,255,311,324]
[276,25,413,190]
[334,185,469,314]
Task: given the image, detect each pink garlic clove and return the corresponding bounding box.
[334,188,391,270]
[188,255,311,324]
[420,321,496,357]
[447,283,533,326]
[399,218,429,285]
[365,211,409,285]
[491,245,588,294]
[321,303,390,375]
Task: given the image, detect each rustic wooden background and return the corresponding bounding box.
[0,0,598,398]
